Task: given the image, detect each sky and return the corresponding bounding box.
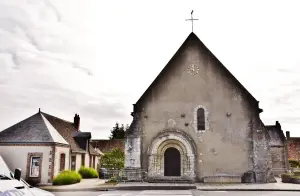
[0,0,300,139]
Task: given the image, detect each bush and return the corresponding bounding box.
[78,166,99,178]
[53,170,82,185]
[105,176,117,184]
[289,159,300,168]
[281,173,292,183]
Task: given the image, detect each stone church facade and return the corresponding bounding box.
[125,32,276,183]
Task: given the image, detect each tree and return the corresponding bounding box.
[100,148,124,170]
[109,122,129,139]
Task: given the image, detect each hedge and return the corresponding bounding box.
[53,170,82,185]
[78,166,99,178]
[289,159,300,168]
[281,173,300,184]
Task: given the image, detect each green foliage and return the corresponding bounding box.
[78,166,99,178]
[101,148,124,170]
[292,175,300,179]
[109,176,117,183]
[281,173,292,177]
[289,159,300,168]
[109,123,129,139]
[53,170,82,185]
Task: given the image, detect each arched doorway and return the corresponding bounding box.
[147,129,196,180]
[164,147,181,176]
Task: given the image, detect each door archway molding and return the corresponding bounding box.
[147,128,197,179]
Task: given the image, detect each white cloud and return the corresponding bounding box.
[0,0,300,138]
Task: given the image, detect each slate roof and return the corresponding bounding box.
[0,112,68,144]
[134,32,259,110]
[0,111,100,156]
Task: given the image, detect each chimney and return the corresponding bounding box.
[74,114,80,131]
[275,121,281,129]
[286,131,290,140]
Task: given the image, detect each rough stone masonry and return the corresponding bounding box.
[125,32,279,183]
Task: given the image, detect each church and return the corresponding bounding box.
[124,31,286,183]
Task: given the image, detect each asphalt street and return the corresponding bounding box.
[53,190,300,196]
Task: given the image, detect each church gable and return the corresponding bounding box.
[126,31,275,183]
[134,32,260,114]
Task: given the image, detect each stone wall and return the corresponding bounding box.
[287,138,300,160]
[251,114,277,183]
[124,113,142,169]
[125,32,277,183]
[265,123,289,175]
[146,129,196,181]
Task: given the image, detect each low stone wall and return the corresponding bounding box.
[203,175,241,183]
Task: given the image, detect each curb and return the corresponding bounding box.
[40,187,116,192]
[115,186,197,191]
[40,186,300,192]
[197,189,300,192]
[40,186,197,192]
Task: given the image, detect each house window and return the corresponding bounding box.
[81,154,85,166]
[71,156,76,171]
[29,157,41,177]
[197,108,205,130]
[59,153,66,171]
[89,155,92,167]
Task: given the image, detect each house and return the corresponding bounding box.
[0,109,101,185]
[125,32,280,183]
[90,139,125,153]
[265,121,289,175]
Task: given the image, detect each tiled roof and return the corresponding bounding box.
[41,112,100,155]
[90,139,125,153]
[0,112,68,145]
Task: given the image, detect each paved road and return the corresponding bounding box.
[53,190,300,196]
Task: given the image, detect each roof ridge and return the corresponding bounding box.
[40,113,69,145]
[41,111,73,124]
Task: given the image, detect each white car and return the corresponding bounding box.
[0,155,54,196]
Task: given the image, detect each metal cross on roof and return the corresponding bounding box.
[185,10,198,32]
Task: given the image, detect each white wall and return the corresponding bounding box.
[71,153,100,171]
[85,153,90,168]
[53,146,70,177]
[0,145,51,184]
[75,153,82,171]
